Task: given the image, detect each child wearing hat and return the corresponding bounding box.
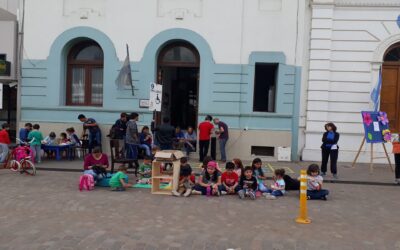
[192,161,222,196]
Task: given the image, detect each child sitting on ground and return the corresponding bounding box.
[138,156,152,184]
[221,162,240,195]
[172,157,195,197]
[306,164,329,200]
[232,158,244,177]
[264,168,286,200]
[109,165,132,191]
[252,158,268,194]
[193,161,222,196]
[238,166,258,200]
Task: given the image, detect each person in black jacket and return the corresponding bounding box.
[321,122,339,178]
[154,117,175,150]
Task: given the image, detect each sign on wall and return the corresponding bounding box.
[0,54,11,76]
[361,111,390,143]
[149,82,162,112]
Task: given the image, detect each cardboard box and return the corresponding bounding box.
[154,150,185,161]
[151,150,184,195]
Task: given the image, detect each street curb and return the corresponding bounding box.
[36,167,399,187]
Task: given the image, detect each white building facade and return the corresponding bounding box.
[20,0,310,160]
[303,0,400,162]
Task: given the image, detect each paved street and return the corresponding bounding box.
[0,167,399,250]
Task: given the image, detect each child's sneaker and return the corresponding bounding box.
[191,189,202,195]
[265,194,276,200]
[183,189,192,197]
[321,195,327,200]
[221,191,227,195]
[248,191,256,200]
[171,190,181,197]
[238,191,245,199]
[333,174,338,179]
[395,179,400,184]
[256,191,262,197]
[321,172,326,176]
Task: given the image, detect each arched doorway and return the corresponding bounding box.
[157,41,200,129]
[381,43,400,132]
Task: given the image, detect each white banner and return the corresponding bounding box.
[149,82,162,112]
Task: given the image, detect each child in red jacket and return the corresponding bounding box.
[0,123,11,163]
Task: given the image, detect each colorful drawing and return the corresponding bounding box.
[378,112,388,125]
[361,111,390,143]
[382,129,391,142]
[362,112,373,126]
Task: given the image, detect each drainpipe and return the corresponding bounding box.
[16,0,25,132]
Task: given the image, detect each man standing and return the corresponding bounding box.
[113,112,128,140]
[125,113,140,159]
[214,118,229,162]
[78,114,101,153]
[198,115,214,162]
[19,123,32,145]
[155,117,175,150]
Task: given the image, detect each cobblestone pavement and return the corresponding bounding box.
[0,170,399,250]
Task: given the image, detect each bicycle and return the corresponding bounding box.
[2,140,36,176]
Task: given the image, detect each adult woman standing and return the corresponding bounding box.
[321,122,339,178]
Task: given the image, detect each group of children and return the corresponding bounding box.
[18,123,83,163]
[42,128,81,147]
[106,155,330,200]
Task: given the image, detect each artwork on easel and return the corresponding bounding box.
[361,111,391,143]
[352,111,394,173]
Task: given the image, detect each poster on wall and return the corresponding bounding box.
[149,82,162,112]
[361,111,391,143]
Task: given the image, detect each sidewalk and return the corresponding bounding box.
[34,158,399,186]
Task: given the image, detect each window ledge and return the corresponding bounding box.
[21,106,153,114]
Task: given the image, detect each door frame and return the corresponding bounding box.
[155,41,200,128]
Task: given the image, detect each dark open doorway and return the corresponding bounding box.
[0,84,17,140]
[157,42,200,130]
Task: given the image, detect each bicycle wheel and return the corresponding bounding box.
[20,160,36,176]
[9,160,20,172]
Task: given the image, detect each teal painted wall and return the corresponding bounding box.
[21,27,301,160]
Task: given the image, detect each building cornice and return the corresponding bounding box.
[312,0,400,7]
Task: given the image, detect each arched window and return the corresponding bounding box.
[158,42,199,67]
[66,41,104,106]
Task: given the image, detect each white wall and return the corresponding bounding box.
[0,0,18,16]
[303,0,400,162]
[23,0,307,65]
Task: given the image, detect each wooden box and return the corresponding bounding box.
[151,150,184,195]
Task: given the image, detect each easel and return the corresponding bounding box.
[352,137,394,173]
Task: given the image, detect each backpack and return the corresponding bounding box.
[79,174,95,191]
[91,165,107,178]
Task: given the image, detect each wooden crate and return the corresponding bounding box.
[151,151,183,195]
